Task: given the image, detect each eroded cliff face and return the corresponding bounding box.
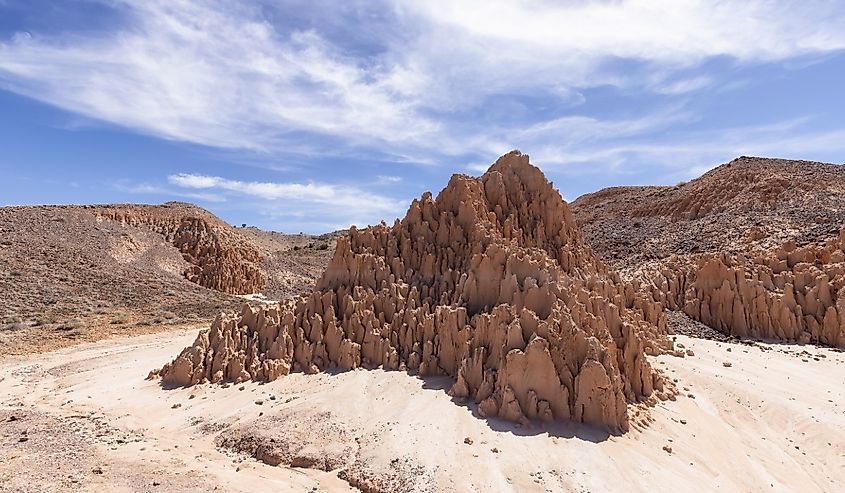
[641,229,845,348]
[155,151,672,432]
[94,203,264,295]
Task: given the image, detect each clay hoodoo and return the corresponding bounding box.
[572,156,845,347]
[94,203,264,295]
[643,230,845,347]
[155,151,672,432]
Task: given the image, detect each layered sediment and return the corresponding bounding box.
[156,151,672,432]
[95,203,264,294]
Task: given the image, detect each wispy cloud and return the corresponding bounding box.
[166,173,406,230]
[653,76,713,95]
[1,0,844,163]
[531,116,845,193]
[0,1,439,157]
[113,180,227,203]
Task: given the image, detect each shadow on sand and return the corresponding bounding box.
[417,373,612,443]
[157,364,612,443]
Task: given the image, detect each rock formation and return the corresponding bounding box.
[95,203,264,294]
[641,230,845,347]
[572,156,845,347]
[155,151,672,433]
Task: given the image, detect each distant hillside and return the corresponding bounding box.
[0,202,336,355]
[572,156,845,347]
[237,226,342,300]
[572,156,845,270]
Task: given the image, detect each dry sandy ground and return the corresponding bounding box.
[1,330,843,492]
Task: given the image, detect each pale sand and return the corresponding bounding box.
[1,330,843,492]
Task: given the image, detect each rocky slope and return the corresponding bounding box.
[573,156,845,269]
[94,202,264,294]
[0,202,330,355]
[156,151,673,433]
[238,227,343,300]
[572,156,845,347]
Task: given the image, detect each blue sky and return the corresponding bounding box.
[2,1,845,233]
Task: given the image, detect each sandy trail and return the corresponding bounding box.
[1,329,843,492]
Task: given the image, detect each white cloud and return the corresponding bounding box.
[113,180,227,203]
[0,1,439,156]
[653,76,713,95]
[167,173,406,229]
[533,116,845,194]
[408,1,845,63]
[0,0,844,163]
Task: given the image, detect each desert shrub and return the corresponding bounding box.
[58,318,83,331]
[2,322,28,331]
[317,243,329,250]
[110,312,131,325]
[292,245,301,251]
[33,313,58,326]
[161,311,177,320]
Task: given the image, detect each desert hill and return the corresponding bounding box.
[156,151,673,433]
[572,156,845,347]
[0,202,333,355]
[238,226,342,300]
[573,156,845,269]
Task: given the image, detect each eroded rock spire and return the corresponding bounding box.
[154,151,671,432]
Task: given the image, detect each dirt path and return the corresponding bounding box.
[1,329,844,492]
